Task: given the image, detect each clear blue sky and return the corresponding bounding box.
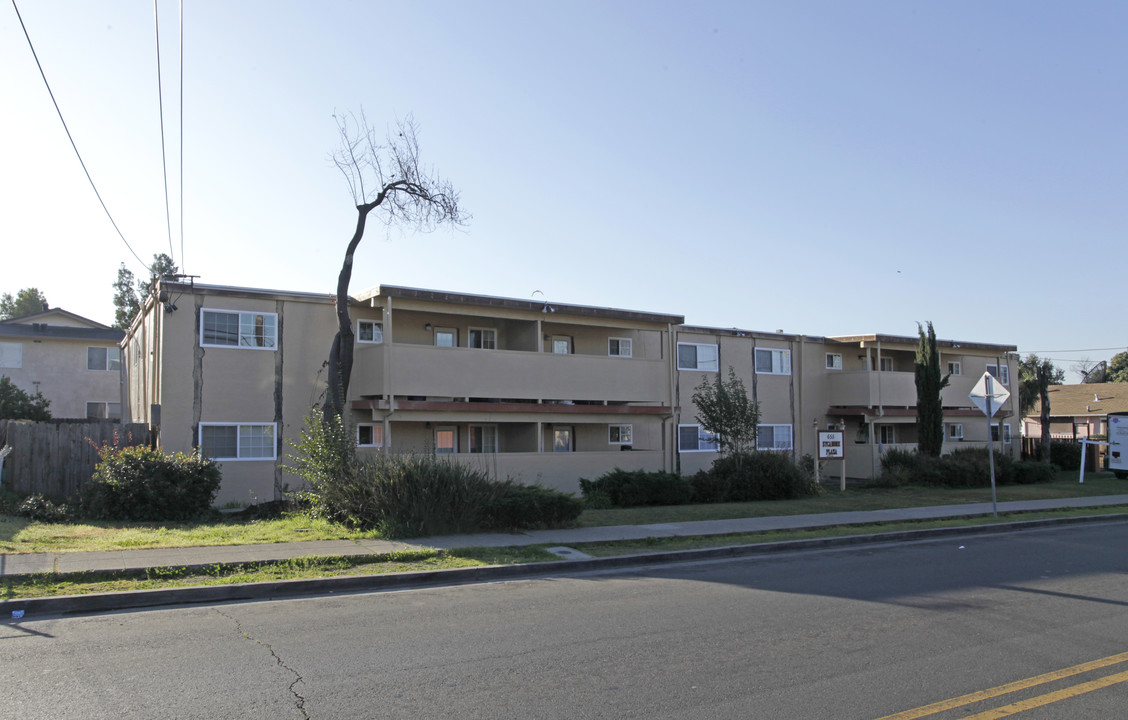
[2,1,1125,379]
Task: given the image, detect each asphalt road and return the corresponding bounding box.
[6,521,1128,719]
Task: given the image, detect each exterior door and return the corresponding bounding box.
[435,426,458,454]
[552,426,573,452]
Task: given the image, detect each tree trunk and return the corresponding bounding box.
[323,203,376,422]
[1037,363,1052,464]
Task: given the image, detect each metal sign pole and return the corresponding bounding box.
[986,376,997,518]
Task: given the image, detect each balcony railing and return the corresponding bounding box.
[351,343,670,403]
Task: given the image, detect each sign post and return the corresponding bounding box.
[818,430,845,491]
[969,372,1011,518]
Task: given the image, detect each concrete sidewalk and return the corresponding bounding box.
[5,494,1128,579]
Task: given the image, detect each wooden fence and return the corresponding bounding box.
[0,419,152,501]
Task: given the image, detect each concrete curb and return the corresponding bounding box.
[4,513,1126,619]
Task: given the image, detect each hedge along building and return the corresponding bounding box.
[123,279,1019,505]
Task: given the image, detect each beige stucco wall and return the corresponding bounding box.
[1,338,122,419]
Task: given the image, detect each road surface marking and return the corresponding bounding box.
[958,668,1128,719]
[874,650,1128,720]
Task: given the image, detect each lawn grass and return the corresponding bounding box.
[1,546,557,601]
[0,470,1123,555]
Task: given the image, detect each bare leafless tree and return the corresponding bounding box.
[324,111,467,421]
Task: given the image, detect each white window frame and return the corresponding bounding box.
[947,361,962,376]
[678,424,719,452]
[200,309,278,350]
[468,327,497,350]
[948,423,964,440]
[551,336,572,355]
[878,424,897,444]
[608,424,633,445]
[879,356,894,372]
[434,328,457,348]
[357,320,383,344]
[1003,423,1012,444]
[198,422,277,461]
[86,401,122,420]
[469,424,498,453]
[357,423,383,447]
[755,348,791,375]
[757,424,793,451]
[0,341,23,369]
[826,353,842,370]
[986,363,1009,385]
[87,346,122,371]
[677,342,719,372]
[608,337,633,358]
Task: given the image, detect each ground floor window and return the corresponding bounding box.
[357,424,384,447]
[552,426,573,452]
[990,424,1013,444]
[608,424,633,445]
[435,426,457,453]
[877,424,897,444]
[470,424,498,453]
[948,423,964,440]
[86,401,121,421]
[199,423,276,460]
[678,424,719,452]
[757,424,793,451]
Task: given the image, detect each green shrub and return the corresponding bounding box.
[694,451,822,502]
[1012,461,1057,484]
[1050,441,1082,471]
[579,468,693,508]
[16,494,73,523]
[485,483,584,530]
[290,414,580,536]
[82,445,222,521]
[877,447,1013,488]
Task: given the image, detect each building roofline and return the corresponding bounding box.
[363,285,685,325]
[0,307,112,329]
[828,333,1017,353]
[0,324,124,343]
[160,280,342,305]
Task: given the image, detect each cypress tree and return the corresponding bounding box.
[914,321,950,457]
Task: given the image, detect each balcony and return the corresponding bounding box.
[351,343,669,403]
[827,371,917,408]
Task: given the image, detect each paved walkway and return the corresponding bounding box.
[4,495,1128,579]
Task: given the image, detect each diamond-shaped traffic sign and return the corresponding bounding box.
[969,372,1010,417]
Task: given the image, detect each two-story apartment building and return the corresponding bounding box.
[123,279,1018,505]
[0,309,125,419]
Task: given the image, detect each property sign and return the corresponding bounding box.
[818,431,844,459]
[969,372,1011,417]
[1110,413,1128,474]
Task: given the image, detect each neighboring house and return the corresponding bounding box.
[0,309,124,419]
[123,279,1020,505]
[1023,383,1128,440]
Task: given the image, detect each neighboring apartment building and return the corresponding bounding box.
[123,280,1019,505]
[0,309,124,419]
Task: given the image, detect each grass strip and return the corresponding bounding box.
[5,507,1126,601]
[1,546,558,601]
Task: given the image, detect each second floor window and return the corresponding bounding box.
[677,343,718,372]
[755,348,791,375]
[202,310,277,349]
[87,346,121,371]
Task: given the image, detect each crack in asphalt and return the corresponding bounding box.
[216,609,309,719]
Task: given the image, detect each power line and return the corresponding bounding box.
[153,0,175,265]
[179,0,185,272]
[1024,347,1126,354]
[11,0,152,274]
